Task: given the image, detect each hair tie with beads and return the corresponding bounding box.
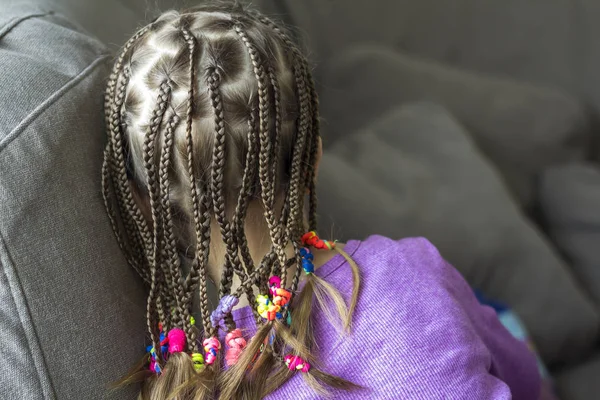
[284,355,311,373]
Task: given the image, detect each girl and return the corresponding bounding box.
[102,3,542,399]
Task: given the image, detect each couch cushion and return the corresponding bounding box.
[539,163,600,307]
[555,352,600,400]
[282,0,600,140]
[48,0,289,54]
[316,102,599,365]
[318,46,589,207]
[0,4,146,399]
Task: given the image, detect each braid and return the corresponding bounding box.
[254,17,315,284]
[231,113,261,312]
[208,69,239,298]
[108,68,154,285]
[104,26,158,283]
[268,65,282,199]
[104,25,151,127]
[233,113,259,275]
[180,28,213,341]
[234,251,295,298]
[101,145,148,282]
[232,197,294,299]
[267,65,283,279]
[254,15,322,297]
[306,72,320,232]
[289,57,317,294]
[142,80,172,358]
[234,24,288,275]
[158,114,187,332]
[283,53,311,284]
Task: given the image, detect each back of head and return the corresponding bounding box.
[103,2,357,399]
[115,3,313,244]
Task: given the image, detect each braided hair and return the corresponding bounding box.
[103,4,360,399]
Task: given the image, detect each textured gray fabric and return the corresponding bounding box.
[0,4,146,399]
[44,0,287,54]
[539,164,600,307]
[319,46,589,207]
[317,102,599,365]
[555,352,600,400]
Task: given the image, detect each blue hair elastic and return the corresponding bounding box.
[300,247,315,274]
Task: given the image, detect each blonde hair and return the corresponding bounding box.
[102,3,360,399]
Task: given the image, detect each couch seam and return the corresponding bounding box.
[0,54,110,153]
[0,231,57,400]
[0,10,53,40]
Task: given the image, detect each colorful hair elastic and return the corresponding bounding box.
[210,295,239,328]
[272,287,291,307]
[167,329,187,353]
[225,328,247,367]
[191,352,205,372]
[300,247,315,274]
[284,355,311,373]
[144,232,338,377]
[256,294,279,321]
[256,276,292,321]
[269,275,282,296]
[147,327,169,374]
[301,231,335,250]
[203,337,221,365]
[148,347,161,374]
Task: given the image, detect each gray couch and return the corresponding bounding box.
[2,0,600,399]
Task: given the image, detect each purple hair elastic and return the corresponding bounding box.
[210,295,239,328]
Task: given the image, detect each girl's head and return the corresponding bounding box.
[103,3,357,399]
[112,3,319,265]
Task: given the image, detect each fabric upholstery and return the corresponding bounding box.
[283,0,600,137]
[319,46,589,207]
[539,163,600,307]
[46,0,287,53]
[555,352,600,400]
[316,102,599,365]
[0,4,146,399]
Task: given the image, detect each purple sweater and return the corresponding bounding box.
[231,236,541,399]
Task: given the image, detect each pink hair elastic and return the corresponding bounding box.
[284,355,311,373]
[225,329,247,366]
[167,329,186,353]
[203,337,221,365]
[269,275,282,296]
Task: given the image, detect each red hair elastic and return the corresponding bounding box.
[301,231,335,250]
